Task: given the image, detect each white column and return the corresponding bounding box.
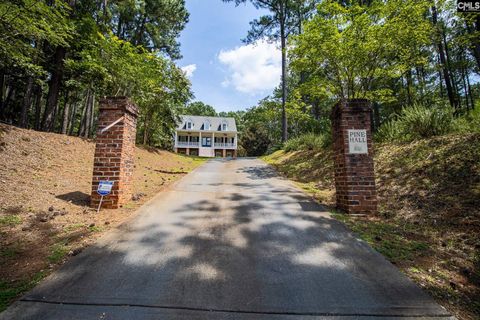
[212,132,215,148]
[174,132,177,147]
[199,131,202,148]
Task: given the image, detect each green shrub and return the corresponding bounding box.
[376,104,454,142]
[283,133,331,152]
[376,120,403,142]
[401,104,453,138]
[454,104,480,134]
[240,124,271,156]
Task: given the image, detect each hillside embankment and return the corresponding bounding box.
[0,124,206,311]
[263,134,480,320]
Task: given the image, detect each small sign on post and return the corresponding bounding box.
[348,129,368,154]
[97,181,114,213]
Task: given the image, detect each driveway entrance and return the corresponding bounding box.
[0,159,452,319]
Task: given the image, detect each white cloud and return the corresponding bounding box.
[181,64,197,78]
[218,40,281,94]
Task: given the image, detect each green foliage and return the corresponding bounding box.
[0,271,47,312]
[283,133,331,152]
[334,214,429,263]
[242,96,328,149]
[88,225,103,233]
[182,102,217,116]
[375,120,403,142]
[65,32,192,146]
[240,124,271,156]
[1,0,190,146]
[47,243,68,264]
[0,0,73,74]
[455,105,480,134]
[400,105,454,138]
[376,104,455,142]
[0,215,22,226]
[291,0,432,101]
[108,0,189,59]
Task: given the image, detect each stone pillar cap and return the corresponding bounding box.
[331,99,372,119]
[99,96,139,118]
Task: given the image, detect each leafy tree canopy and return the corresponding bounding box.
[182,101,217,116]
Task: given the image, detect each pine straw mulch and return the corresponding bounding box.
[0,124,206,311]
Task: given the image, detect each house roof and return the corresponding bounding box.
[177,115,237,132]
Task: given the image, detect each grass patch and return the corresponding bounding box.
[63,223,84,233]
[333,214,429,263]
[47,243,68,264]
[0,215,22,227]
[262,149,335,206]
[0,271,47,312]
[0,247,20,259]
[88,225,103,232]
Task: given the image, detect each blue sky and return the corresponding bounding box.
[178,0,280,112]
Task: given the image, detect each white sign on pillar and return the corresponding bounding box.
[348,129,368,154]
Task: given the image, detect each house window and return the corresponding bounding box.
[203,121,210,130]
[186,121,192,129]
[222,123,228,131]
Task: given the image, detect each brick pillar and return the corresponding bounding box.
[222,149,226,158]
[331,99,377,214]
[91,97,138,209]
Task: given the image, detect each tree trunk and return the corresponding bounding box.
[42,46,66,131]
[3,84,15,121]
[143,118,149,145]
[373,102,380,132]
[415,67,425,104]
[280,7,288,142]
[61,92,70,134]
[134,15,147,46]
[460,61,470,110]
[83,91,93,138]
[406,70,413,105]
[442,29,461,110]
[78,89,89,136]
[438,57,444,98]
[432,5,456,109]
[466,69,475,110]
[20,77,34,128]
[116,16,122,37]
[465,18,480,72]
[0,70,4,119]
[33,86,43,130]
[69,100,77,135]
[88,96,95,137]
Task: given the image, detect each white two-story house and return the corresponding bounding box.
[174,115,238,158]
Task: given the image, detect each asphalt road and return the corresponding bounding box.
[0,158,453,320]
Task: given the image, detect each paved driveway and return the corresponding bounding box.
[1,158,452,319]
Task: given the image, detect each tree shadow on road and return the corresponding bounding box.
[9,162,449,319]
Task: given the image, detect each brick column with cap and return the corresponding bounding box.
[331,99,377,214]
[91,97,138,209]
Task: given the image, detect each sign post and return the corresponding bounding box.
[97,181,114,213]
[348,129,368,154]
[331,99,377,214]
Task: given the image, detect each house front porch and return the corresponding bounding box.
[174,131,237,158]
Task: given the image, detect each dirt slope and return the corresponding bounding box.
[0,124,206,311]
[263,134,480,320]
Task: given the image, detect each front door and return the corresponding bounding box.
[202,137,211,147]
